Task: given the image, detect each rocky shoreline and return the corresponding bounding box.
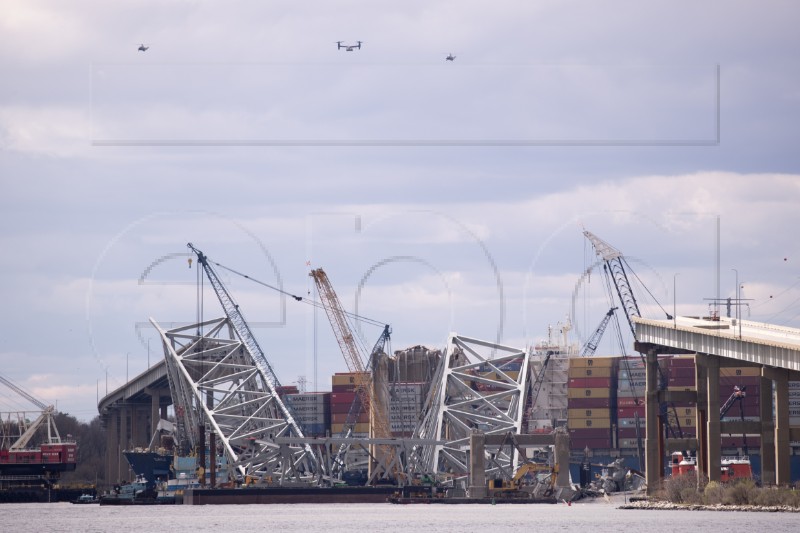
[619,500,800,512]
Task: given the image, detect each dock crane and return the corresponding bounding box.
[309,268,396,483]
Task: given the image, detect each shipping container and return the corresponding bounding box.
[568,427,611,439]
[721,367,761,378]
[617,406,645,418]
[567,397,613,409]
[568,377,613,389]
[568,418,611,429]
[331,422,370,434]
[567,388,612,399]
[568,366,613,378]
[569,438,613,449]
[567,408,611,419]
[617,397,644,408]
[569,357,616,369]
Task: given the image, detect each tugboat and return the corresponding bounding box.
[71,493,99,504]
[99,475,160,505]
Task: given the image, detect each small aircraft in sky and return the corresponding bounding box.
[337,41,362,51]
[445,53,456,61]
[138,44,149,52]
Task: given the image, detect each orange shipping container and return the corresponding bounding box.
[568,366,613,378]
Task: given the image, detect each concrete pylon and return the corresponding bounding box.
[554,427,571,489]
[468,430,487,498]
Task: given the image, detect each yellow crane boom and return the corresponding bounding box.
[309,268,394,480]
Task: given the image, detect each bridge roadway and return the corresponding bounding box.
[634,315,800,491]
[97,360,171,486]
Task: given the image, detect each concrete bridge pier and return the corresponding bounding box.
[705,355,721,483]
[760,374,776,486]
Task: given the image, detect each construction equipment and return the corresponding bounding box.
[488,461,556,498]
[583,230,683,441]
[309,268,395,483]
[330,324,391,479]
[0,374,77,480]
[720,385,749,456]
[173,244,319,484]
[579,307,617,357]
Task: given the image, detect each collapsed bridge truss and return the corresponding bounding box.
[408,333,532,484]
[151,317,320,484]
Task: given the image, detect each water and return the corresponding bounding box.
[1,501,797,532]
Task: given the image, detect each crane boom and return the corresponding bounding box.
[0,374,50,411]
[580,307,617,357]
[186,243,308,442]
[583,230,641,340]
[310,268,394,481]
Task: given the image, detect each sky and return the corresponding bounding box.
[1,0,799,421]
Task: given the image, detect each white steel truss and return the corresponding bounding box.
[408,333,531,482]
[151,317,319,484]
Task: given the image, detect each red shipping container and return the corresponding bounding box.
[570,438,613,450]
[617,397,644,407]
[668,377,697,387]
[617,427,644,439]
[669,367,696,379]
[721,436,761,448]
[617,406,645,418]
[567,397,612,409]
[568,377,614,388]
[568,427,611,439]
[668,358,696,368]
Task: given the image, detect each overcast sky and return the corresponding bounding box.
[1,1,799,421]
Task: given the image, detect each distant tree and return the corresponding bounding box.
[55,413,106,486]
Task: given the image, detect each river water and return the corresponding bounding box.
[1,501,798,532]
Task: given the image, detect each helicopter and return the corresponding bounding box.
[138,44,149,52]
[336,41,362,51]
[445,53,456,61]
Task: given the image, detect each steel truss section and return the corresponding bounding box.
[151,317,320,484]
[408,333,531,483]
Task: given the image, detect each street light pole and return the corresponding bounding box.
[731,269,739,338]
[673,273,680,328]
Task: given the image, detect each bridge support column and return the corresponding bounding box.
[694,355,708,483]
[706,355,721,482]
[105,411,120,486]
[773,369,791,485]
[468,431,487,498]
[760,373,776,486]
[645,349,660,493]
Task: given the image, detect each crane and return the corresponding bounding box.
[583,230,683,442]
[580,307,618,357]
[720,385,749,456]
[309,268,395,483]
[0,374,63,450]
[186,243,318,478]
[330,324,391,478]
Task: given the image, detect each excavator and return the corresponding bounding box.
[487,462,557,498]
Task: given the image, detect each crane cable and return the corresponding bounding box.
[206,258,387,329]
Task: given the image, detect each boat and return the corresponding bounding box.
[123,447,173,484]
[99,474,162,505]
[669,451,752,482]
[71,493,99,504]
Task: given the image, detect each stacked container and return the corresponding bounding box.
[330,373,370,437]
[285,392,331,437]
[790,380,800,428]
[567,357,616,450]
[719,365,761,450]
[665,356,697,440]
[616,357,646,449]
[389,382,424,437]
